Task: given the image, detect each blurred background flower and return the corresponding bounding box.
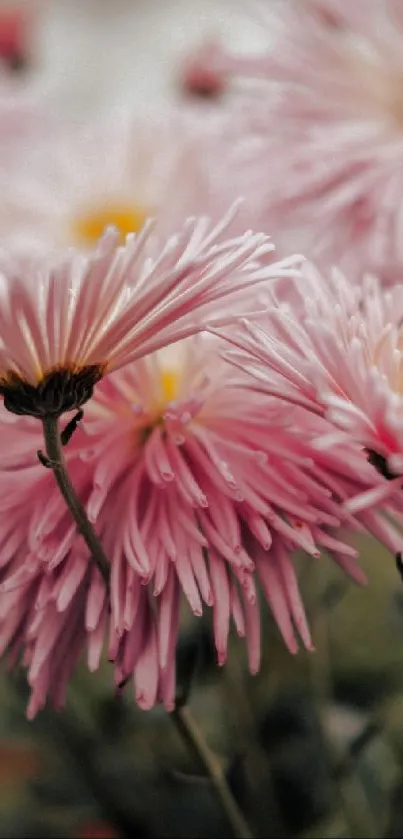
[216,0,403,286]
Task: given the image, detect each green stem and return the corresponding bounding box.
[171,704,254,839]
[41,414,109,583]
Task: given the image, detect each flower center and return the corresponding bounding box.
[160,369,179,404]
[0,364,105,418]
[343,40,403,127]
[72,201,149,246]
[137,367,182,445]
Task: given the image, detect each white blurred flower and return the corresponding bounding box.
[0,103,242,252]
[33,0,269,117]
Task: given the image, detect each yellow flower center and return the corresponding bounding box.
[137,367,181,445]
[72,201,149,246]
[160,369,179,403]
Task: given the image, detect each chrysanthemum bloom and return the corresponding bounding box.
[2,332,402,717]
[0,211,280,419]
[218,263,403,486]
[3,106,236,252]
[217,0,403,282]
[0,108,165,249]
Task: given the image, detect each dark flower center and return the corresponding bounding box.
[0,365,104,418]
[365,448,398,481]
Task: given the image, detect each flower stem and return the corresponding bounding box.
[170,704,254,839]
[41,414,109,584]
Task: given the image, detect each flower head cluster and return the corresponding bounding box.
[2,0,403,720]
[2,328,402,716]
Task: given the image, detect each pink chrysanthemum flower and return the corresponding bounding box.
[218,263,403,484]
[0,210,280,419]
[219,0,403,282]
[2,333,402,717]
